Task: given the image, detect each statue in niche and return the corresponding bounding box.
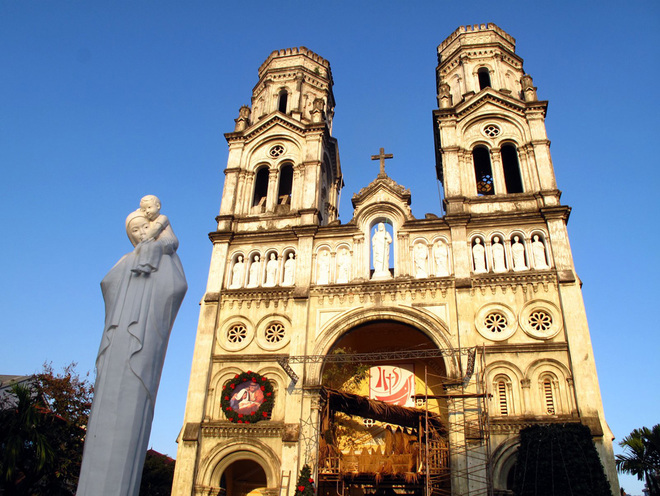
[372,222,392,279]
[317,250,330,285]
[336,248,351,284]
[532,235,550,269]
[77,203,187,496]
[433,240,450,277]
[491,236,506,273]
[511,236,527,271]
[230,255,245,288]
[472,238,487,273]
[247,255,261,287]
[282,253,296,286]
[264,253,278,287]
[413,243,428,279]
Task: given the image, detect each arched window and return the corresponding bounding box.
[277,163,293,204]
[473,146,494,195]
[501,144,524,193]
[278,90,288,114]
[542,377,556,415]
[252,167,269,207]
[478,67,491,90]
[497,380,509,415]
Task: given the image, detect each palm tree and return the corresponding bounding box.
[616,424,660,496]
[0,383,55,494]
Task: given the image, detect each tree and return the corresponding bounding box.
[0,363,93,495]
[513,423,612,496]
[293,464,314,496]
[616,424,660,496]
[140,449,175,496]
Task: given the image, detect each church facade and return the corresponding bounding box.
[173,24,618,496]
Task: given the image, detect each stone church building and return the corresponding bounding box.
[172,24,618,496]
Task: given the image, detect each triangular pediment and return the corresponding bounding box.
[225,112,327,144]
[351,174,413,222]
[455,88,547,120]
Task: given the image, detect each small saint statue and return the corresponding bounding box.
[433,240,450,277]
[532,235,550,269]
[472,238,487,273]
[247,255,261,287]
[317,250,330,285]
[511,236,527,271]
[230,255,245,288]
[413,243,428,279]
[336,248,351,284]
[264,253,278,287]
[491,236,506,273]
[282,253,296,286]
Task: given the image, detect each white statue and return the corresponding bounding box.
[264,253,278,287]
[472,238,487,273]
[491,236,506,273]
[282,253,296,286]
[247,255,261,287]
[372,222,392,279]
[413,243,428,278]
[532,235,550,269]
[317,250,330,285]
[511,236,527,271]
[433,240,449,276]
[336,248,351,284]
[132,195,170,274]
[230,255,245,288]
[78,205,187,496]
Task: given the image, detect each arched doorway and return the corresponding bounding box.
[317,320,451,496]
[219,459,267,496]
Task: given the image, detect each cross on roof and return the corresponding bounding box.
[371,147,393,177]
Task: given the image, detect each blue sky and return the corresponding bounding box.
[1,1,658,493]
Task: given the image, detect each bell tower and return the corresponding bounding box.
[217,46,342,230]
[434,24,557,215]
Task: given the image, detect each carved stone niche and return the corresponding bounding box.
[282,423,300,442]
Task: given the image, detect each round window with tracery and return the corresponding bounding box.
[227,324,247,343]
[484,312,508,333]
[528,310,552,333]
[483,124,501,137]
[269,145,285,157]
[265,323,285,343]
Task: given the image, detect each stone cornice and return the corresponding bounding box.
[540,205,571,223]
[310,277,455,301]
[202,421,286,438]
[470,271,557,293]
[224,114,328,144]
[489,415,579,435]
[483,342,568,354]
[351,174,412,208]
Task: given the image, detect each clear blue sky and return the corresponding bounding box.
[1,1,658,493]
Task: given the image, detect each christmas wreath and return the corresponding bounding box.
[221,371,274,424]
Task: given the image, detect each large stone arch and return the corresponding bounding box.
[197,438,281,492]
[491,436,520,493]
[306,305,459,385]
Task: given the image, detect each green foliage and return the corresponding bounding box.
[294,464,314,496]
[513,423,612,496]
[321,347,369,393]
[139,450,175,496]
[0,363,92,495]
[616,424,660,496]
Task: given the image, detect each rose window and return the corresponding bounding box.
[483,124,501,137]
[269,145,285,157]
[265,323,285,343]
[227,324,247,343]
[529,310,552,333]
[484,312,508,333]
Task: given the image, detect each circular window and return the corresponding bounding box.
[483,124,501,137]
[227,324,247,343]
[519,301,562,340]
[269,144,285,157]
[484,312,508,334]
[529,310,552,333]
[256,316,291,351]
[265,323,285,343]
[475,304,517,341]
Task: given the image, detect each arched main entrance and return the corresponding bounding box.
[219,459,267,496]
[317,320,451,496]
